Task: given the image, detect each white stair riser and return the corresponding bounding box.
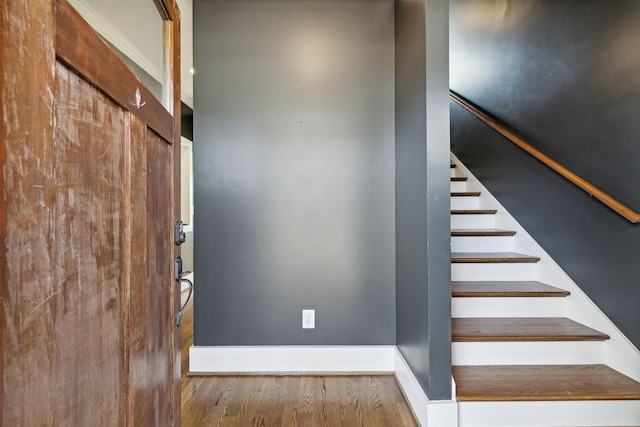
[451,196,480,210]
[451,236,514,252]
[451,214,495,229]
[451,181,468,192]
[452,341,604,366]
[451,167,458,177]
[452,297,564,317]
[452,263,537,281]
[457,400,640,427]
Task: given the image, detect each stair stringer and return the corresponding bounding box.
[451,153,640,382]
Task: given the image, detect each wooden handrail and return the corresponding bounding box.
[450,91,640,224]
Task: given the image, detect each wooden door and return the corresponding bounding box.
[1,0,182,425]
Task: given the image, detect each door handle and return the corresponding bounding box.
[174,257,194,327]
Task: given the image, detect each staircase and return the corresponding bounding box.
[449,157,640,426]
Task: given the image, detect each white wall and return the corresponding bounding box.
[68,0,194,107]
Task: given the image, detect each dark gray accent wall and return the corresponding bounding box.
[395,0,452,400]
[450,0,640,347]
[193,0,395,345]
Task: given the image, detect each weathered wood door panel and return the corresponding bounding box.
[129,116,174,426]
[52,61,129,426]
[1,0,181,425]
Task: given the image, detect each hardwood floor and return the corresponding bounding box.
[453,365,640,402]
[451,280,571,298]
[181,374,417,426]
[451,252,541,263]
[179,302,417,426]
[452,317,610,342]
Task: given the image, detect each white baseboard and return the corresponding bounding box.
[394,349,458,427]
[189,345,458,427]
[189,345,396,373]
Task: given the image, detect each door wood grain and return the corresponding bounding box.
[1,0,182,425]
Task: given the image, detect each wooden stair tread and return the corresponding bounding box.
[452,317,610,342]
[450,163,456,168]
[451,209,496,215]
[451,176,467,182]
[453,364,640,401]
[451,252,540,263]
[452,281,570,297]
[451,191,480,197]
[451,229,516,237]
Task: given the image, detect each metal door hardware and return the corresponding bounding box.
[174,220,186,245]
[175,264,193,327]
[174,256,183,282]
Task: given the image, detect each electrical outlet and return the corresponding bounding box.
[302,309,315,329]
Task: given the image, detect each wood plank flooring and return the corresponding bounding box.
[453,365,640,402]
[182,375,417,427]
[451,191,481,197]
[451,209,497,215]
[452,281,571,297]
[452,317,610,342]
[451,229,516,237]
[451,252,541,263]
[179,302,417,427]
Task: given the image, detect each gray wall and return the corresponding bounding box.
[193,0,396,345]
[395,0,451,400]
[450,0,640,347]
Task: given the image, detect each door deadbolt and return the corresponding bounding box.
[174,220,186,246]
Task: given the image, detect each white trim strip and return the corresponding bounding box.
[189,345,396,373]
[394,349,458,426]
[393,349,431,425]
